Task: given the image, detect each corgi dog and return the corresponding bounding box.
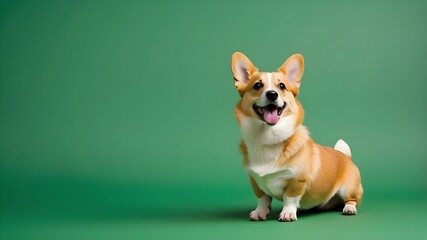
[231,52,363,222]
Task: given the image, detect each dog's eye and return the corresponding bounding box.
[253,82,263,90]
[279,82,286,91]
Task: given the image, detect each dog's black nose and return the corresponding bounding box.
[266,90,278,101]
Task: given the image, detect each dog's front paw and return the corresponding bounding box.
[249,207,270,221]
[278,210,297,222]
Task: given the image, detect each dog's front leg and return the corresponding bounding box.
[249,177,272,221]
[279,178,306,222]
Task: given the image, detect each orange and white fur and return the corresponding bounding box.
[231,52,363,222]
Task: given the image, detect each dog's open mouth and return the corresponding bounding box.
[253,104,285,125]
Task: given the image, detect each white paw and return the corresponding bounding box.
[343,204,357,215]
[278,210,298,222]
[249,207,270,221]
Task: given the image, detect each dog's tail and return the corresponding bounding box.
[334,139,352,158]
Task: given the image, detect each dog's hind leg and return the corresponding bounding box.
[339,169,363,215]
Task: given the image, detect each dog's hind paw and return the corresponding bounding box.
[342,204,357,215]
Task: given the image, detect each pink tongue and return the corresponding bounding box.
[263,109,280,125]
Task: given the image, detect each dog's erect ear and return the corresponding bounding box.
[278,54,304,91]
[231,52,258,93]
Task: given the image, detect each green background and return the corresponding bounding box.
[1,0,426,239]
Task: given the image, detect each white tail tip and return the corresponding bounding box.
[334,139,352,157]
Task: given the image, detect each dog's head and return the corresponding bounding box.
[231,52,304,126]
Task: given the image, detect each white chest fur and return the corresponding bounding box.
[241,116,298,200]
[246,163,296,200]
